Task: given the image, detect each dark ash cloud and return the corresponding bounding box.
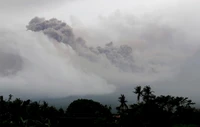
[27,17,138,72]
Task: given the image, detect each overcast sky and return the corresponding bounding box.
[0,0,200,101]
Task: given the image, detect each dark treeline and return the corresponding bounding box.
[0,86,200,127]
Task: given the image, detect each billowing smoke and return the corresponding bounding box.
[26,17,75,46]
[26,17,143,72]
[24,16,196,88]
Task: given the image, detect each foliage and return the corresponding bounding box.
[117,85,198,127]
[173,124,197,127]
[0,85,200,127]
[116,94,128,114]
[67,99,111,117]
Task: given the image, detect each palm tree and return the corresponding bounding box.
[133,86,143,103]
[142,86,154,103]
[8,94,13,102]
[117,94,128,113]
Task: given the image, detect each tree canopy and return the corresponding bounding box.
[0,86,200,127]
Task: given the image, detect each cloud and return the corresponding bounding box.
[1,0,200,99]
[67,10,200,99]
[25,14,196,86]
[0,29,115,98]
[26,17,137,72]
[1,11,198,98]
[0,0,67,11]
[27,16,187,78]
[0,0,72,27]
[153,48,200,97]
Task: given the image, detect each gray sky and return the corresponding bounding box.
[0,0,200,100]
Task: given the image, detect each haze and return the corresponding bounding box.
[0,0,200,103]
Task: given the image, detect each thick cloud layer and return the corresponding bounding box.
[0,44,23,76]
[0,13,198,99]
[1,0,200,100]
[0,29,115,98]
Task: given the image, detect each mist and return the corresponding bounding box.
[0,0,200,100]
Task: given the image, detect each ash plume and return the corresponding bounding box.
[26,17,75,46]
[27,17,137,72]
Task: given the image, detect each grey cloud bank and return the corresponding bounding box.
[0,29,115,98]
[0,0,200,100]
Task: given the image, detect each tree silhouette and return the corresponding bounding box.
[0,86,200,127]
[117,94,128,114]
[8,94,13,102]
[67,99,111,117]
[142,85,155,103]
[134,86,143,103]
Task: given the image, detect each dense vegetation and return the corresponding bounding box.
[1,86,200,127]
